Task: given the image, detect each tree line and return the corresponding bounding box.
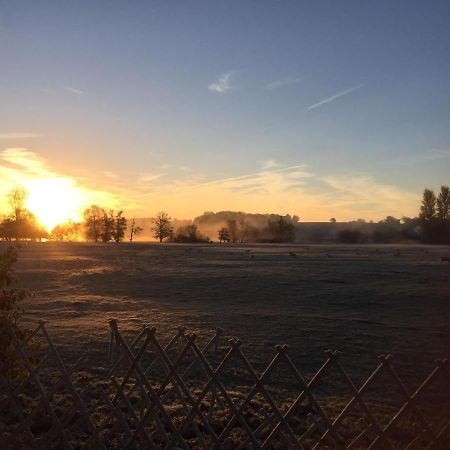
[419,185,450,244]
[1,185,449,244]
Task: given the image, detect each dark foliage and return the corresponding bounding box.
[169,224,210,243]
[419,186,450,244]
[0,246,29,375]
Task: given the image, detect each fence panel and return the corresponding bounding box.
[0,319,448,449]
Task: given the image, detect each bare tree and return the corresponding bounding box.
[129,218,143,242]
[8,187,27,221]
[152,211,173,243]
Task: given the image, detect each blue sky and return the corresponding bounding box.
[0,1,449,220]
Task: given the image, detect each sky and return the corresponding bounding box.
[1,0,449,223]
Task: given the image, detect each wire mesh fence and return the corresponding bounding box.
[0,319,449,449]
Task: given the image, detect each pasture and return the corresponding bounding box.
[9,241,449,384]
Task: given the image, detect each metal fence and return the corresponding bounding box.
[0,319,449,449]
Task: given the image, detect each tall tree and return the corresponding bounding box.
[437,185,450,221]
[112,211,127,243]
[419,189,437,222]
[100,210,114,243]
[152,212,173,243]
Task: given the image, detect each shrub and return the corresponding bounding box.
[169,224,210,243]
[0,246,29,374]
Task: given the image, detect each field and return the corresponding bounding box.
[2,241,450,448]
[8,241,449,383]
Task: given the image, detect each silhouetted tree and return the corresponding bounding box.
[169,224,209,243]
[437,186,450,221]
[330,218,337,223]
[420,189,437,223]
[112,211,127,243]
[83,205,103,242]
[100,210,114,243]
[218,227,231,243]
[153,212,173,243]
[406,185,450,244]
[8,187,27,221]
[267,215,296,243]
[0,188,46,241]
[129,218,143,242]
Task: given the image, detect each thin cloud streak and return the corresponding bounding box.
[265,76,303,90]
[64,86,85,95]
[208,71,236,94]
[307,83,364,111]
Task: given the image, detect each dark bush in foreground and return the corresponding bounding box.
[0,246,29,375]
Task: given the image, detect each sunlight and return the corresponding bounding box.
[24,178,89,231]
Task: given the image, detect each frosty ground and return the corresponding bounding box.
[8,241,449,386]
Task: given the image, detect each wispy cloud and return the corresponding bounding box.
[307,83,364,111]
[136,172,165,187]
[64,86,85,95]
[0,148,51,177]
[265,76,303,90]
[259,159,280,170]
[208,71,236,94]
[37,86,85,96]
[0,133,42,139]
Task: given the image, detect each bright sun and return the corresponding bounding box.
[24,178,89,231]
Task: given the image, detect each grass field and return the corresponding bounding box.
[7,241,449,386]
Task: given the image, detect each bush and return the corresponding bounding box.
[0,246,29,374]
[169,224,210,243]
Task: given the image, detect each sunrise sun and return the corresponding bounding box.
[24,178,88,231]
